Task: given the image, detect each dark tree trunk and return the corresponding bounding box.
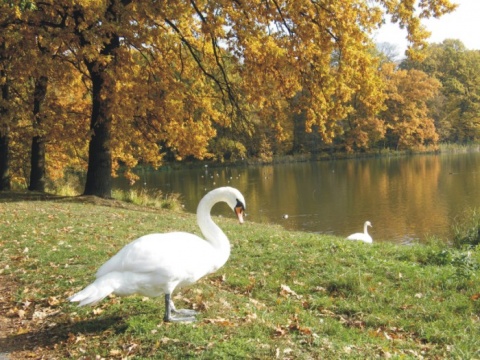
[78,1,131,198]
[0,71,11,191]
[0,126,10,191]
[29,76,48,192]
[83,63,113,198]
[29,135,46,191]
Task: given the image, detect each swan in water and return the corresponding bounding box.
[346,221,373,243]
[69,187,246,322]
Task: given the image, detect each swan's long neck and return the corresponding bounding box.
[364,223,370,235]
[196,190,231,268]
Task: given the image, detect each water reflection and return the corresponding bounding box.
[113,152,480,243]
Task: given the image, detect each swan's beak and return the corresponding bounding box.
[235,206,245,224]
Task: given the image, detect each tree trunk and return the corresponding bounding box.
[79,2,129,198]
[0,126,10,191]
[0,72,11,191]
[29,76,48,192]
[83,64,113,198]
[29,135,46,191]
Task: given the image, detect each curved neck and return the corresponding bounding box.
[364,223,370,235]
[196,190,231,268]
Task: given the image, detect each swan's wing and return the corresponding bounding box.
[346,233,372,243]
[96,232,213,278]
[346,233,362,240]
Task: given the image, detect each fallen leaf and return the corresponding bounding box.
[280,284,302,299]
[17,327,29,335]
[109,349,122,356]
[48,296,60,306]
[274,325,287,336]
[243,312,258,323]
[204,317,234,326]
[160,337,180,344]
[93,308,104,315]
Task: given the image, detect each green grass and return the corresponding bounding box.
[0,193,479,359]
[452,207,480,249]
[111,188,183,211]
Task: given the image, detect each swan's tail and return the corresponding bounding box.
[69,273,121,306]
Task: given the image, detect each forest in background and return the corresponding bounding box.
[1,0,478,197]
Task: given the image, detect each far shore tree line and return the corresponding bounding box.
[2,0,478,198]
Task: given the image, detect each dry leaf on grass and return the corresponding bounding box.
[280,284,302,299]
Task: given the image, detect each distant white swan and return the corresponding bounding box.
[346,221,373,243]
[69,187,246,322]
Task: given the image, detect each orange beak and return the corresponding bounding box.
[235,206,245,224]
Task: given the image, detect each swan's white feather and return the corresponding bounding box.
[97,232,219,278]
[69,186,246,320]
[346,232,372,243]
[70,234,216,305]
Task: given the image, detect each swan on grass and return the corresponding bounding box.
[69,187,246,322]
[346,221,373,243]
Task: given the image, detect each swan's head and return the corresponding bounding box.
[365,221,372,228]
[207,187,246,224]
[229,188,246,224]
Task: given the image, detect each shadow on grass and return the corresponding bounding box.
[0,316,127,354]
[0,190,67,202]
[0,190,158,211]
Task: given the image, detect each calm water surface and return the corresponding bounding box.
[113,152,480,243]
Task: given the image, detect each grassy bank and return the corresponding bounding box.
[0,193,479,359]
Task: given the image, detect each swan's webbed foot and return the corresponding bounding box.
[172,308,198,316]
[166,307,197,322]
[165,314,197,322]
[164,294,197,322]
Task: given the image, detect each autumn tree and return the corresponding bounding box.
[0,2,37,190]
[0,1,90,191]
[7,0,455,197]
[402,40,480,143]
[380,63,440,150]
[0,4,19,190]
[27,59,91,187]
[341,53,387,152]
[25,27,53,192]
[0,52,11,190]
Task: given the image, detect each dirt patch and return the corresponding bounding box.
[0,275,26,359]
[0,275,125,359]
[0,275,68,359]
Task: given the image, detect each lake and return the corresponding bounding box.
[113,152,480,244]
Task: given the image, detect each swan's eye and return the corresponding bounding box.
[235,199,245,211]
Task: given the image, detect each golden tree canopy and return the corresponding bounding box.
[0,0,457,192]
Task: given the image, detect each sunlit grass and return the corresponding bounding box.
[452,207,480,248]
[46,172,84,196]
[0,194,479,359]
[111,188,183,211]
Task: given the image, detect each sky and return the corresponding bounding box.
[373,0,480,57]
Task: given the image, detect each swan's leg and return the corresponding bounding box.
[163,293,196,322]
[163,293,172,322]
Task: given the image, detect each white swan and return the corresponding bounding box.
[69,186,246,322]
[346,221,373,243]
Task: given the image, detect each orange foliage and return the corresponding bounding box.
[381,63,441,149]
[0,0,457,189]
